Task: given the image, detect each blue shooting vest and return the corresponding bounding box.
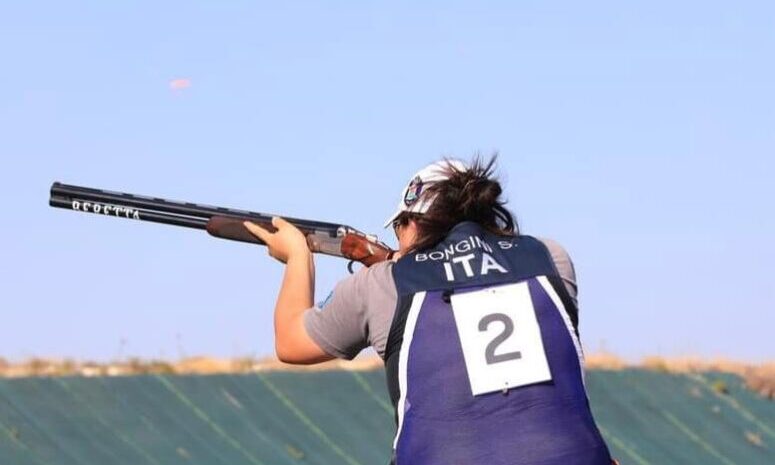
[384,222,611,465]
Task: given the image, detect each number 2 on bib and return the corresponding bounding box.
[450,281,552,396]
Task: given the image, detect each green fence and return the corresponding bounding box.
[0,369,772,464]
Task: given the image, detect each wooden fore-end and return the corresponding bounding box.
[206,216,274,245]
[341,232,395,267]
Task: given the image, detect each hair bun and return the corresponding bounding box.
[460,178,500,218]
[475,179,502,206]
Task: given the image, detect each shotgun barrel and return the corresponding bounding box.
[49,182,395,266]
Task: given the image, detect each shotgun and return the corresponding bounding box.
[49,182,395,268]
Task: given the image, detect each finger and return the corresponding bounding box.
[243,221,272,243]
[273,217,303,236]
[271,216,290,229]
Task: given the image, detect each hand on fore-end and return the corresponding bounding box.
[244,217,310,264]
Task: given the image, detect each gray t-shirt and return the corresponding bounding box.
[304,238,577,360]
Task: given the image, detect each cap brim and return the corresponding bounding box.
[383,208,403,228]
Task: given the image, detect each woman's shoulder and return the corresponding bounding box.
[363,260,396,290]
[340,259,396,295]
[533,236,578,300]
[534,237,573,261]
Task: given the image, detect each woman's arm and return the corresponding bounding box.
[244,218,334,364]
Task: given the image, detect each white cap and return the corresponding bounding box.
[383,159,468,228]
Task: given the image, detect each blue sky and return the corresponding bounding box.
[1,2,773,362]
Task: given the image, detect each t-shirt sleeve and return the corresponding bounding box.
[303,269,370,360]
[538,238,578,307]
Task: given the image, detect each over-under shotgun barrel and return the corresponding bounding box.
[50,183,343,229]
[49,182,349,245]
[48,194,210,229]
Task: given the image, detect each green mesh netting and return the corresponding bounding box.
[0,370,772,464]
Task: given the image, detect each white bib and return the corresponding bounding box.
[450,281,552,396]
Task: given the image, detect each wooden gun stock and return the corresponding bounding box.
[341,231,395,266]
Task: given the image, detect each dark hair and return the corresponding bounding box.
[398,155,517,252]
